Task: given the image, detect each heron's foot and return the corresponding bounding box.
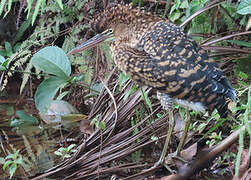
[150,157,176,173]
[168,151,188,163]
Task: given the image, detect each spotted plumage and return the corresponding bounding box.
[79,4,236,118]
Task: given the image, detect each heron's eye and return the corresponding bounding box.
[108,29,113,33]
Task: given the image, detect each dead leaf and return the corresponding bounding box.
[180,142,198,161]
[80,118,93,134]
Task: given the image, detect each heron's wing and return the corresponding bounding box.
[111,22,235,117]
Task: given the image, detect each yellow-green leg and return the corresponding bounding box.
[174,109,190,158]
[152,109,175,170]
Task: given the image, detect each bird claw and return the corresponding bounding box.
[168,151,188,163]
[149,157,176,174]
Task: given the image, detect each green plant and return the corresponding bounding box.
[235,85,251,177]
[31,46,71,113]
[0,42,21,57]
[237,0,251,15]
[140,88,152,112]
[0,150,23,178]
[54,144,77,160]
[206,131,222,147]
[0,0,64,25]
[90,114,106,130]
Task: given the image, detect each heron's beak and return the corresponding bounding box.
[67,33,113,55]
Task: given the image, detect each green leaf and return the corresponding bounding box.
[0,157,5,164]
[5,42,12,57]
[90,115,98,126]
[0,55,4,63]
[5,154,14,160]
[119,72,130,89]
[15,157,23,164]
[0,0,6,15]
[237,0,251,15]
[15,18,32,43]
[99,121,106,130]
[228,40,251,47]
[170,11,181,22]
[63,154,71,158]
[238,71,248,79]
[54,151,63,156]
[31,46,71,78]
[124,84,137,101]
[9,163,17,178]
[56,91,69,100]
[32,0,42,25]
[3,160,12,170]
[141,88,152,111]
[67,144,76,151]
[0,55,6,71]
[11,110,38,127]
[55,0,63,9]
[3,0,12,17]
[35,77,68,113]
[180,0,188,8]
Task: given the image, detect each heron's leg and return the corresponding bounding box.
[149,92,175,171]
[174,108,190,158]
[152,109,175,171]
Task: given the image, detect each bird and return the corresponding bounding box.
[68,3,236,168]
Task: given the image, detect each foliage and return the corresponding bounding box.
[11,110,38,127]
[54,144,77,160]
[0,0,250,178]
[0,0,63,25]
[0,150,23,178]
[237,0,251,15]
[90,114,106,130]
[235,85,251,177]
[31,46,71,113]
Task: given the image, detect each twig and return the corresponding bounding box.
[201,46,251,54]
[202,31,251,46]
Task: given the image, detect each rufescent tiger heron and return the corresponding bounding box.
[68,4,236,168]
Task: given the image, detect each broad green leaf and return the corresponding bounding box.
[32,46,71,78]
[35,77,68,113]
[237,0,251,15]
